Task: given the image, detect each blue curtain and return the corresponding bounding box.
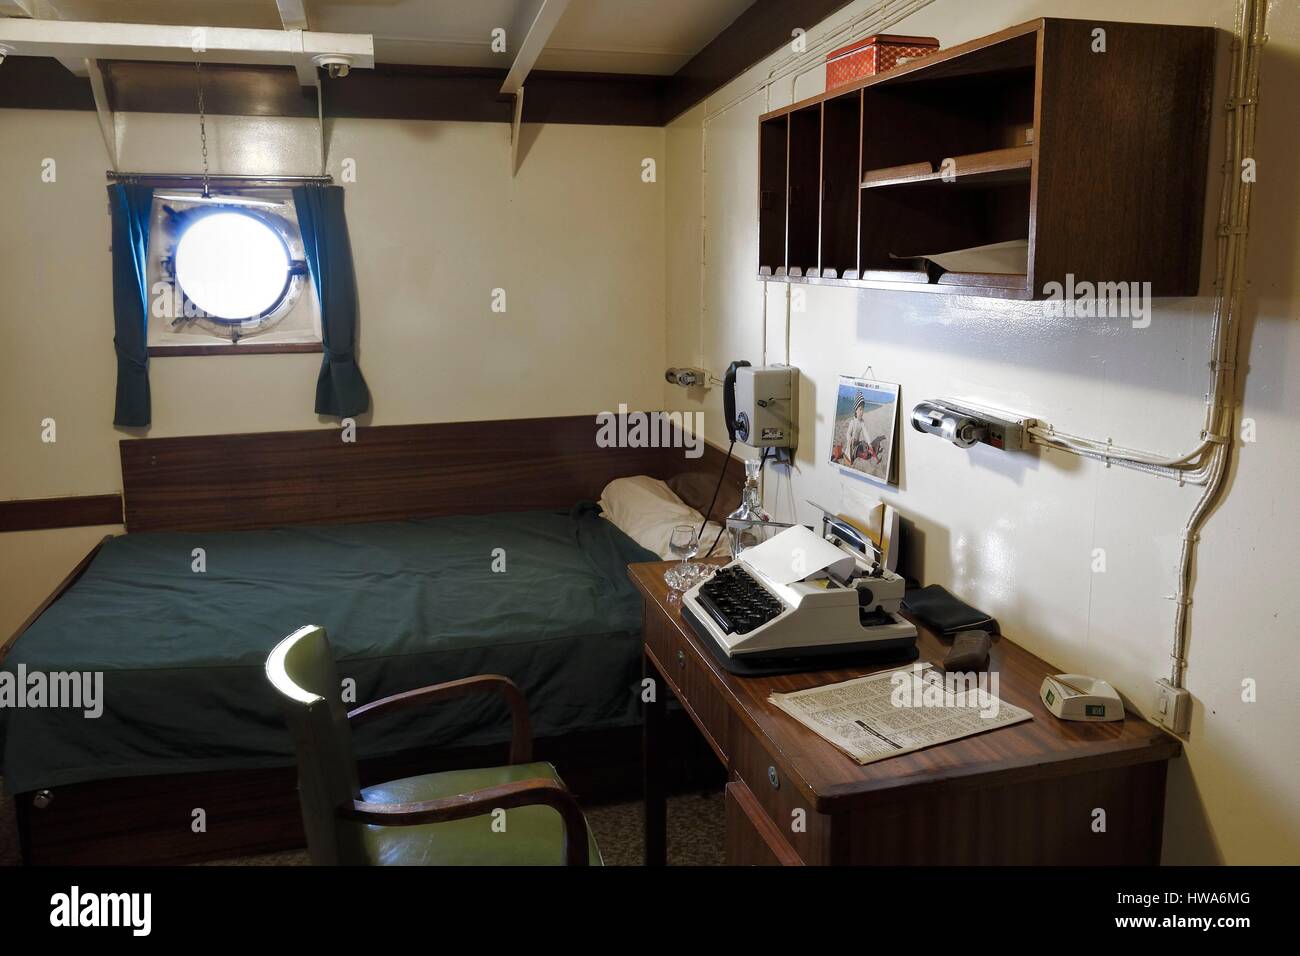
[294,185,370,418]
[109,183,154,427]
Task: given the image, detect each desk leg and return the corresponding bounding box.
[643,650,667,867]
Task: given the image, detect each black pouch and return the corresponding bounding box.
[902,584,998,635]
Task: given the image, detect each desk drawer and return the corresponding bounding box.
[675,632,732,765]
[647,606,731,765]
[644,606,679,692]
[725,781,802,865]
[731,727,827,863]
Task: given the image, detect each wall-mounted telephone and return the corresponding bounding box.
[723,361,798,452]
[723,360,751,442]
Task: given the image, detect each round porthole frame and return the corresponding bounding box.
[166,203,309,341]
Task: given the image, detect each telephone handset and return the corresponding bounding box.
[723,360,752,443]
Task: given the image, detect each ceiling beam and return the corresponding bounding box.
[0,18,374,69]
[274,0,324,172]
[85,55,117,168]
[660,0,857,122]
[509,85,524,176]
[274,0,317,87]
[499,0,570,96]
[6,0,88,76]
[274,0,309,29]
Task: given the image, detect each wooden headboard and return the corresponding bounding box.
[120,414,740,533]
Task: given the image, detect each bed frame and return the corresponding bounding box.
[4,413,741,864]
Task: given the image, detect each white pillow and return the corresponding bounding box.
[598,475,731,560]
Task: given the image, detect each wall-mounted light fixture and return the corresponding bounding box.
[312,53,353,79]
[911,399,1035,451]
[664,367,711,388]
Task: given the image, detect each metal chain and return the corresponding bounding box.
[194,61,210,197]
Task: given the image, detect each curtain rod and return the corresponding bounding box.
[106,172,333,187]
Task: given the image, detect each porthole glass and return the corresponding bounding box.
[173,211,292,321]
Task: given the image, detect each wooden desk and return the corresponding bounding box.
[629,561,1181,866]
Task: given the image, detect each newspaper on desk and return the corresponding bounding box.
[769,663,1032,766]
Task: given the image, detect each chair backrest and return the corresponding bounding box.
[265,625,363,865]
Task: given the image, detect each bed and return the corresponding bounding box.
[1,415,742,863]
[0,505,656,794]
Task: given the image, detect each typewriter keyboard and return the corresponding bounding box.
[695,566,785,634]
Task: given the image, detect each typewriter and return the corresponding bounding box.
[681,511,918,673]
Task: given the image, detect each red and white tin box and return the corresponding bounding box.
[825,34,940,89]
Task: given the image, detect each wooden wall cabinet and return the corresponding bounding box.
[756,17,1216,299]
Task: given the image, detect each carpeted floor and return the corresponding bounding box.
[0,779,724,866]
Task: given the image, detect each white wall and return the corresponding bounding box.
[664,0,1300,864]
[0,109,667,636]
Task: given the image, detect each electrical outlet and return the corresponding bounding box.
[1153,678,1191,734]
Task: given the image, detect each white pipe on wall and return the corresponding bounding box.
[1167,0,1263,689]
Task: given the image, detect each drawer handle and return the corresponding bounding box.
[768,766,780,790]
[676,649,686,668]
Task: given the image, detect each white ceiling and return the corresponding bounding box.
[0,0,756,74]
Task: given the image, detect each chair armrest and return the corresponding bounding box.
[340,777,590,866]
[347,674,532,763]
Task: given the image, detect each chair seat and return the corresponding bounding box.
[345,762,603,866]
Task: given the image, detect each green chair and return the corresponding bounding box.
[265,625,601,865]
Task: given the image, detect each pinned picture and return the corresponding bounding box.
[830,376,900,484]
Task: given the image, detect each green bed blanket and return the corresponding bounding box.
[0,505,658,793]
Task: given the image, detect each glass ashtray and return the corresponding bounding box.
[663,562,710,592]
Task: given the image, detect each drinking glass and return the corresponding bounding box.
[665,524,700,590]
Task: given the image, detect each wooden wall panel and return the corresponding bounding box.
[120,414,731,533]
[0,55,95,111]
[0,495,123,533]
[0,58,667,127]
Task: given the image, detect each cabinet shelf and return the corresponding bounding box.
[754,17,1215,300]
[860,145,1032,189]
